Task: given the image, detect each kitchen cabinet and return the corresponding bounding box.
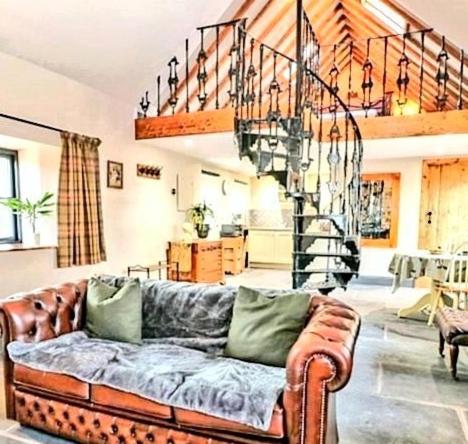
[249,229,293,265]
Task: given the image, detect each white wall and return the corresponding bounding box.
[0,51,246,297]
[361,157,423,277]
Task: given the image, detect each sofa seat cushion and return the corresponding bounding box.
[7,332,286,432]
[91,385,172,419]
[13,364,89,399]
[174,405,284,438]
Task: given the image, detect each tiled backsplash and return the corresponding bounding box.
[249,209,293,229]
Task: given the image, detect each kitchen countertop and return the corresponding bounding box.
[248,227,293,232]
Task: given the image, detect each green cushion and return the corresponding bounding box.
[85,277,142,344]
[224,286,310,367]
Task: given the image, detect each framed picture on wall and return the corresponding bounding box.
[360,173,400,248]
[107,161,123,189]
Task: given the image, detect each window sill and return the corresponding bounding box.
[0,244,57,253]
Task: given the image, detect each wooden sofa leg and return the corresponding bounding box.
[449,344,459,380]
[438,331,445,358]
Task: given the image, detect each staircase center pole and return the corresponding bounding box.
[295,0,303,117]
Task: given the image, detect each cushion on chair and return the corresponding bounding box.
[224,286,311,367]
[435,308,468,346]
[86,277,142,344]
[13,364,89,399]
[98,276,237,340]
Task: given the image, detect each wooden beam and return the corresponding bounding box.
[135,106,468,141]
[319,109,468,140]
[135,108,235,139]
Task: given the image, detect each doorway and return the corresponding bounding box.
[419,157,468,251]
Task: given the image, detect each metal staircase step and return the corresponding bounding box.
[293,252,359,258]
[292,269,359,275]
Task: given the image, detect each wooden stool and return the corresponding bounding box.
[435,307,468,380]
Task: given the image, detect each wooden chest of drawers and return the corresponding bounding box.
[222,237,245,275]
[167,240,224,284]
[192,240,224,283]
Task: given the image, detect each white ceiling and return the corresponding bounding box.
[398,0,468,49]
[0,0,466,104]
[0,0,236,102]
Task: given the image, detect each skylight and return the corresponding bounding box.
[362,0,407,34]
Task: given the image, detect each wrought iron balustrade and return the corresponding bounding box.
[315,29,467,117]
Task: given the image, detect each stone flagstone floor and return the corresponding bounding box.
[0,268,466,443]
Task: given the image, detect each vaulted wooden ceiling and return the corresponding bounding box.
[161,0,466,115]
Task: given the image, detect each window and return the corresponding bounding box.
[0,148,21,243]
[362,0,406,34]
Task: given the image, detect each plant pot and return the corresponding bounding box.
[33,233,41,246]
[196,224,210,239]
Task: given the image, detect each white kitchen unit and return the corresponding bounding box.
[248,228,293,266]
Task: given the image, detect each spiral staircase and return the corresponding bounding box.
[233,4,363,292]
[137,0,364,292]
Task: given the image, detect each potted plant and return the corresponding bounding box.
[0,192,55,245]
[186,202,214,239]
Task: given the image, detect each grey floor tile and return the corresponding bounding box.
[338,392,467,444]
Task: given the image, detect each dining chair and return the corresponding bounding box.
[428,255,468,326]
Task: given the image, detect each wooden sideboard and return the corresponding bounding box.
[222,236,245,275]
[167,240,224,283]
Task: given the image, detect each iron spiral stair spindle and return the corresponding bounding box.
[233,11,363,293]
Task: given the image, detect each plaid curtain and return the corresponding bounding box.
[57,132,106,268]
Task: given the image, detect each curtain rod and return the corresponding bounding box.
[0,113,64,133]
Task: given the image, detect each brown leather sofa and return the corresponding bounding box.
[0,281,360,444]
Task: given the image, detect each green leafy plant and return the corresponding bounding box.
[186,202,214,227]
[0,192,55,234]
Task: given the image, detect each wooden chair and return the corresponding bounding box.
[428,256,468,326]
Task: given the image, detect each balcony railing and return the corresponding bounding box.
[137,22,467,120]
[316,29,467,117]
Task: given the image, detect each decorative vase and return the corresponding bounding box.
[33,232,41,246]
[196,224,210,239]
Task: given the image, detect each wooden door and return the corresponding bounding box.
[419,158,468,251]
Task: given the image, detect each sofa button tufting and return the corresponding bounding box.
[28,328,36,336]
[56,295,62,303]
[56,420,62,428]
[110,424,118,434]
[99,432,108,442]
[130,427,136,437]
[118,435,125,444]
[86,430,92,439]
[69,423,76,432]
[70,311,75,320]
[34,301,42,310]
[48,406,54,415]
[78,415,85,424]
[167,440,174,444]
[146,433,154,442]
[93,419,101,429]
[63,411,69,420]
[26,409,33,418]
[33,401,40,411]
[39,413,46,423]
[18,397,26,407]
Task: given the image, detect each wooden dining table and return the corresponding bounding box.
[389,251,453,324]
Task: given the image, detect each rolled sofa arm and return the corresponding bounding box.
[284,295,360,444]
[0,280,87,344]
[0,280,87,419]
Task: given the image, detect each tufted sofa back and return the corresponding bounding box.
[0,280,87,344]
